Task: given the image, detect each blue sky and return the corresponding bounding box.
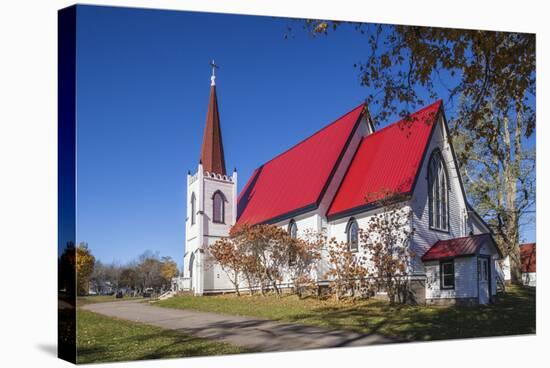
[75,5,535,267]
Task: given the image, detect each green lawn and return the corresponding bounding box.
[156,285,535,341]
[76,310,248,364]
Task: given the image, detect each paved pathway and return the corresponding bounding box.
[82,300,398,352]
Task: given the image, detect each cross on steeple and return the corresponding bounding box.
[210,60,219,86]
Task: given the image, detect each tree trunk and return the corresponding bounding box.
[507,238,522,284]
[244,273,254,295]
[502,114,522,284]
[271,280,280,296]
[234,275,241,296]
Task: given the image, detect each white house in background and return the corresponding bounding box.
[178,68,503,305]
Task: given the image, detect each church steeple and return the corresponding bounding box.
[200,60,226,175]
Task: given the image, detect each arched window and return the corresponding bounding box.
[212,191,226,224]
[190,193,196,225]
[288,220,298,239]
[428,150,449,231]
[346,218,359,252]
[288,220,298,265]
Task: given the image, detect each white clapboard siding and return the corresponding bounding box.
[425,257,478,299]
[410,116,469,273]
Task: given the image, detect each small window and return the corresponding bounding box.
[212,191,225,223]
[346,218,359,252]
[288,220,298,265]
[440,261,455,289]
[190,193,196,225]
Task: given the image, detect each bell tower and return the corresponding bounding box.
[183,61,237,295]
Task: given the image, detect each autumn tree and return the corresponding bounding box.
[160,256,178,286]
[288,230,323,298]
[211,224,324,297]
[119,266,139,291]
[324,239,368,301]
[240,253,263,295]
[298,21,535,283]
[76,242,95,296]
[360,191,414,305]
[210,225,264,295]
[232,223,293,296]
[136,251,166,292]
[209,238,246,296]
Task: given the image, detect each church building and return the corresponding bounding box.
[179,67,503,305]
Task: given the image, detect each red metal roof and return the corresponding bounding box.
[520,243,536,273]
[237,104,366,225]
[421,234,493,261]
[327,100,442,217]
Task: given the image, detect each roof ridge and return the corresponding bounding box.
[251,102,366,169]
[363,100,442,140]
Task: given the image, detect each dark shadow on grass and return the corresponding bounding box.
[272,286,535,342]
[162,316,400,351]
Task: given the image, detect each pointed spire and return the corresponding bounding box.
[200,61,226,175]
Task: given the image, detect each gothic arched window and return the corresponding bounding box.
[212,190,226,224]
[428,149,449,231]
[190,192,196,225]
[288,220,298,239]
[346,218,359,252]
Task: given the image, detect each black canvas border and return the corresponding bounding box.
[58,5,77,364]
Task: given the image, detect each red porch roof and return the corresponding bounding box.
[421,234,495,261]
[237,104,366,225]
[327,100,442,217]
